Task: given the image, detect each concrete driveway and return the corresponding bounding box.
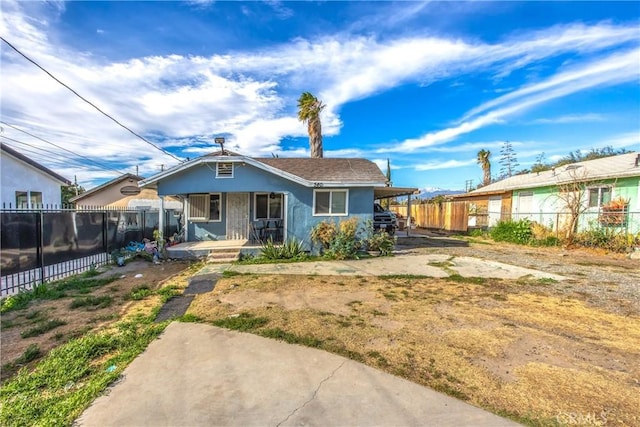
[76,322,518,427]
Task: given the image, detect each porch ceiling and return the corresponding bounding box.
[374,187,419,200]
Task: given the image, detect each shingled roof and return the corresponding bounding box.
[254,158,387,183]
[457,152,640,196]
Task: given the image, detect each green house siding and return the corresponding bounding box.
[510,177,639,234]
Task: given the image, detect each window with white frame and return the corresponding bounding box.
[313,189,348,215]
[255,193,282,220]
[189,194,221,221]
[15,191,42,209]
[587,186,611,208]
[216,162,233,178]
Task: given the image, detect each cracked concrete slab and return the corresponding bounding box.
[76,322,518,427]
[199,253,564,281]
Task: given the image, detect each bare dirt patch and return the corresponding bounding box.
[188,242,640,426]
[1,260,190,379]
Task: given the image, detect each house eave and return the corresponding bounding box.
[139,156,389,189]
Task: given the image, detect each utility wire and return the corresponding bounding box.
[1,136,85,168]
[1,36,183,163]
[0,121,126,175]
[0,135,118,174]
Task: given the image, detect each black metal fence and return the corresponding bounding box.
[1,208,180,296]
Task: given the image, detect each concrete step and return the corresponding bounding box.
[206,249,240,264]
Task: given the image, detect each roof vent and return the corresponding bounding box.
[635,154,640,167]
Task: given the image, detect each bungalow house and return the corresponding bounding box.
[70,173,182,211]
[139,151,414,249]
[453,152,640,233]
[0,143,71,209]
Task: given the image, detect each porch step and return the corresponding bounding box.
[206,249,241,264]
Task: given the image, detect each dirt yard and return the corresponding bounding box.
[0,260,191,379]
[2,235,638,425]
[188,237,640,426]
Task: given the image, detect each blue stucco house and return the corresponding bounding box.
[139,151,411,249]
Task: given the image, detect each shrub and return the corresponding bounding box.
[363,221,396,256]
[325,232,361,260]
[489,219,533,245]
[260,238,307,260]
[310,220,337,249]
[574,227,632,253]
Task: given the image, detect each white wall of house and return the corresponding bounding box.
[1,153,65,208]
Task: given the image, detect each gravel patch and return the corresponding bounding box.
[397,235,640,315]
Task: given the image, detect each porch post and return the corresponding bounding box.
[406,194,412,237]
[158,196,165,239]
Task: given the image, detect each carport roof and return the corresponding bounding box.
[374,186,419,199]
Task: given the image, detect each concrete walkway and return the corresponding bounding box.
[77,322,518,427]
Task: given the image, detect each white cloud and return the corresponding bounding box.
[0,1,638,188]
[391,48,639,152]
[530,113,606,124]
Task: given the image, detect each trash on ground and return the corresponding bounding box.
[134,274,143,278]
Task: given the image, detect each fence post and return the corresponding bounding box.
[37,210,45,286]
[103,211,108,255]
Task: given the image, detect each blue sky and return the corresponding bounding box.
[1,1,639,191]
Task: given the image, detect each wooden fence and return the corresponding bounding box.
[390,201,469,232]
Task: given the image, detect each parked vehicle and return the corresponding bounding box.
[373,203,397,235]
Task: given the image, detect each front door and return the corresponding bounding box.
[226,193,249,240]
[488,196,502,226]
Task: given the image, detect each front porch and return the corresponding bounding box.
[166,239,263,261]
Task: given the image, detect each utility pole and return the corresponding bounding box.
[160,164,165,172]
[465,179,473,192]
[136,165,139,176]
[74,175,79,196]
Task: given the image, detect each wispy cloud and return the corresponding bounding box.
[530,113,606,124]
[391,48,639,152]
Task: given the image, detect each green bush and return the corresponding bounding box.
[574,227,633,253]
[363,225,396,256]
[325,232,361,260]
[489,219,533,245]
[260,238,307,260]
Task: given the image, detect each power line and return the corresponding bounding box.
[0,135,119,174]
[1,121,126,175]
[0,36,183,163]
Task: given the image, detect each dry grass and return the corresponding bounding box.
[1,261,194,380]
[188,274,640,426]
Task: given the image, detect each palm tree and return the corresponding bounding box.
[297,92,325,158]
[477,149,491,186]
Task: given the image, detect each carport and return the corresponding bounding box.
[374,186,419,236]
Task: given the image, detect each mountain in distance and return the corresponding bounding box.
[417,187,465,200]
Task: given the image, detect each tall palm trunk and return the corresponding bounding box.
[477,149,492,186]
[297,92,325,158]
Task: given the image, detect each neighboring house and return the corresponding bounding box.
[0,143,71,209]
[71,173,182,211]
[139,151,414,247]
[453,152,640,233]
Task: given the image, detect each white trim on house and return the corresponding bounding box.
[139,155,387,189]
[312,189,349,216]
